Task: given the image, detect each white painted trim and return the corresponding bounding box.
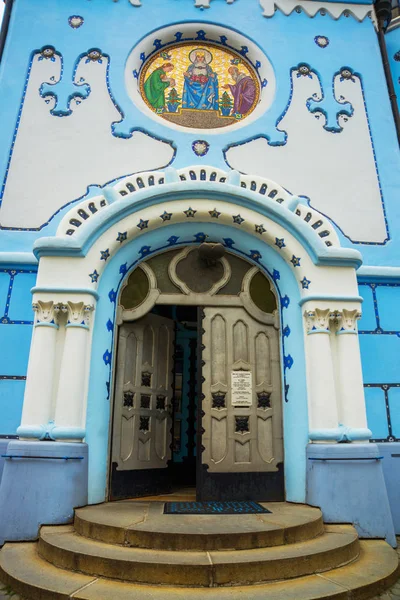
[259,0,375,23]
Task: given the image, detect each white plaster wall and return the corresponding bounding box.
[226,72,387,244]
[0,55,174,229]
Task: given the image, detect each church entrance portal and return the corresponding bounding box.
[109,246,284,502]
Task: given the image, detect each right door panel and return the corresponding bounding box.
[199,306,284,501]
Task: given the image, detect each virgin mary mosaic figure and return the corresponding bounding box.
[182,49,219,111]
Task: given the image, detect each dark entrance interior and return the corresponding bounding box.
[155,305,199,491]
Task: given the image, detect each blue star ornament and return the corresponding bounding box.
[116,232,127,243]
[137,219,149,231]
[291,255,301,267]
[89,270,99,283]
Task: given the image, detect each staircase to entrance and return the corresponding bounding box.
[0,495,398,599]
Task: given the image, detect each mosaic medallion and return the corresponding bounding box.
[139,42,260,130]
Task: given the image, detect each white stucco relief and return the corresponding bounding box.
[259,0,375,22]
[0,54,174,229]
[226,71,387,244]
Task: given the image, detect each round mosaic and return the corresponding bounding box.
[139,42,261,130]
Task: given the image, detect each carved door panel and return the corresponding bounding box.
[199,306,284,501]
[110,313,175,500]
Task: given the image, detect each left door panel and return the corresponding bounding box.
[110,313,175,500]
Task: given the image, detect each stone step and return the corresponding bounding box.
[0,540,398,600]
[38,524,359,586]
[74,501,324,551]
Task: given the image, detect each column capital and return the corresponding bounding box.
[304,308,332,334]
[62,301,94,328]
[32,300,62,327]
[332,309,362,334]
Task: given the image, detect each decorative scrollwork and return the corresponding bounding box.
[212,392,226,409]
[123,391,134,408]
[235,416,250,433]
[257,392,271,409]
[139,416,150,432]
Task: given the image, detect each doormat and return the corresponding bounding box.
[163,501,271,515]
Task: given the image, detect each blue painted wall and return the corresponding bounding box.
[0,0,399,454]
[0,268,36,436]
[358,281,400,442]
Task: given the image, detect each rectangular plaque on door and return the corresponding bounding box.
[231,371,252,406]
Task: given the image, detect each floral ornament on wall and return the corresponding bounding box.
[86,49,103,64]
[297,64,312,79]
[192,140,210,156]
[38,47,56,62]
[314,36,329,48]
[394,51,400,62]
[68,15,84,29]
[340,67,356,83]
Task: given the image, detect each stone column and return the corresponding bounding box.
[333,309,371,441]
[53,301,94,441]
[304,308,339,440]
[17,301,61,440]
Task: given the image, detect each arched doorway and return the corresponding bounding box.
[110,246,284,502]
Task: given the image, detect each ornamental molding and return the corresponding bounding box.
[56,166,341,251]
[259,0,375,22]
[332,308,361,332]
[119,0,371,19]
[61,301,94,326]
[32,300,62,325]
[304,307,362,333]
[304,308,332,332]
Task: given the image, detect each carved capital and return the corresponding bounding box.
[32,300,62,325]
[333,309,361,333]
[62,301,94,327]
[304,308,332,333]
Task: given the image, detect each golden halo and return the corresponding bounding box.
[189,48,213,64]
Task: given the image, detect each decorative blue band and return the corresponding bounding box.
[35,322,59,329]
[357,266,400,283]
[336,330,357,335]
[52,426,86,441]
[16,425,44,439]
[31,286,99,300]
[299,295,364,307]
[16,424,55,440]
[66,323,89,330]
[309,426,372,442]
[0,252,38,265]
[307,328,330,334]
[17,422,85,441]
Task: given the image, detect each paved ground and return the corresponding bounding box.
[372,540,400,600]
[1,538,400,600]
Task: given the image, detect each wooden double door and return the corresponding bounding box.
[110,307,284,501]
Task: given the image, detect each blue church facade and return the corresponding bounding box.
[0,0,400,546]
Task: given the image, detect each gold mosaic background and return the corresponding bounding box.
[139,42,260,127]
